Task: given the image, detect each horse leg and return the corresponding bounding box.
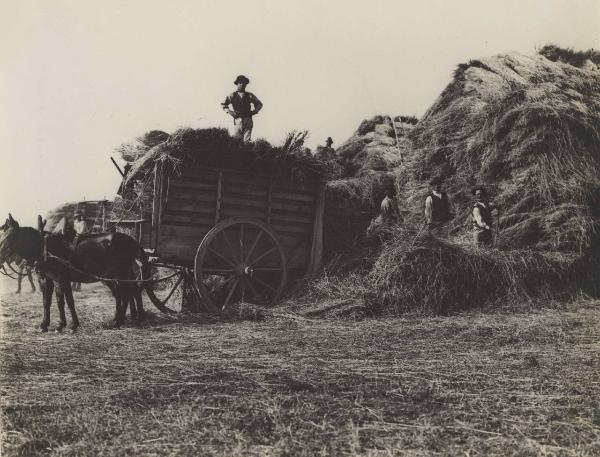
[64,283,79,331]
[28,269,36,292]
[134,286,145,325]
[39,277,54,332]
[16,265,22,294]
[55,283,67,332]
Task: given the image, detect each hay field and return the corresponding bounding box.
[1,279,599,456]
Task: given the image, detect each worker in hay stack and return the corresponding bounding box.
[380,184,401,224]
[471,186,497,247]
[221,75,263,143]
[315,137,336,161]
[424,176,453,236]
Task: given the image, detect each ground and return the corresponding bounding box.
[1,278,599,456]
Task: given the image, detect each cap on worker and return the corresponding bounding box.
[326,137,333,145]
[472,185,488,196]
[429,176,444,186]
[234,75,250,85]
[74,211,82,217]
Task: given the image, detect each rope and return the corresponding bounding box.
[43,252,183,285]
[0,264,19,280]
[6,261,30,278]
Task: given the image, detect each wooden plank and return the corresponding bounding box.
[307,183,325,275]
[189,165,277,180]
[270,200,314,214]
[180,168,219,180]
[272,190,315,203]
[222,184,268,198]
[160,225,211,238]
[266,179,273,224]
[220,207,267,220]
[215,171,222,224]
[167,197,217,212]
[269,212,314,224]
[221,195,267,209]
[170,181,217,192]
[223,171,271,187]
[272,223,313,235]
[164,208,215,218]
[161,219,214,230]
[161,213,215,225]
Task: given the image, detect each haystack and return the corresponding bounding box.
[403,50,600,253]
[304,48,600,315]
[336,115,416,177]
[123,128,330,187]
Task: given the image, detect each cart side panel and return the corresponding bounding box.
[155,167,218,263]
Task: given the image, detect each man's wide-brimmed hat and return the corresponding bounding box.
[234,75,250,84]
[429,176,444,185]
[326,137,333,144]
[472,185,488,196]
[74,211,82,217]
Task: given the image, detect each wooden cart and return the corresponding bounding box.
[141,162,324,312]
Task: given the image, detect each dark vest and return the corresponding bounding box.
[472,202,492,229]
[428,192,450,223]
[230,92,253,118]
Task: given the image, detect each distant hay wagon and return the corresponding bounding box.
[114,128,328,313]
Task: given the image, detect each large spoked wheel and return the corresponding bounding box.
[194,217,287,312]
[143,264,185,313]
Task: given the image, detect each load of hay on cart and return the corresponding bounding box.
[114,128,328,314]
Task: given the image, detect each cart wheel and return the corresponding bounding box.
[143,264,186,312]
[194,217,287,312]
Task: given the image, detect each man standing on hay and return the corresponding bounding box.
[424,176,453,236]
[472,186,497,247]
[221,75,263,143]
[315,137,336,161]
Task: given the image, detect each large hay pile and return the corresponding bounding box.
[304,48,600,315]
[123,128,330,187]
[404,51,600,253]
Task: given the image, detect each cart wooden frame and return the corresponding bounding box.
[138,162,324,313]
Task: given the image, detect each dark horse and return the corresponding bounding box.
[0,214,173,332]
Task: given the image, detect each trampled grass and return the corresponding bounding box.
[1,281,599,456]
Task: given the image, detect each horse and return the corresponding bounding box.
[0,214,173,332]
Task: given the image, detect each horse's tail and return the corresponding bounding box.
[136,246,176,314]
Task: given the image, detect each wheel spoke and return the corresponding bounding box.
[239,223,244,262]
[249,246,277,266]
[240,278,246,302]
[251,267,283,272]
[249,275,276,293]
[244,276,261,300]
[222,278,240,311]
[161,273,185,304]
[221,230,239,262]
[244,231,263,263]
[207,246,237,268]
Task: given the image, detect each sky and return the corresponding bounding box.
[1,0,599,226]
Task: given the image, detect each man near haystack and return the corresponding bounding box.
[472,186,496,246]
[221,75,263,143]
[424,176,453,236]
[315,137,336,161]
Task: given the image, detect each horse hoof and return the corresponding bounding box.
[38,327,48,333]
